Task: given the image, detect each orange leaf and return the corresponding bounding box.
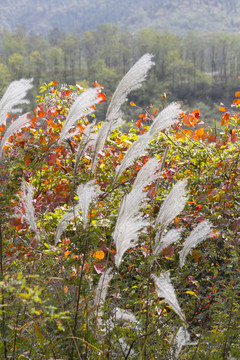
[130,101,136,106]
[235,91,240,97]
[152,109,158,115]
[0,125,6,132]
[64,251,71,258]
[93,250,105,260]
[64,286,68,293]
[53,81,58,86]
[221,112,230,126]
[194,127,205,140]
[233,99,240,105]
[93,81,104,88]
[219,106,226,112]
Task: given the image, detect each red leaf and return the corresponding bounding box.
[97,92,106,104]
[46,153,57,165]
[191,109,200,119]
[136,119,142,129]
[53,81,58,86]
[207,134,217,143]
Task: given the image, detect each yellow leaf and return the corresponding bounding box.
[186,290,198,297]
[130,101,136,106]
[64,286,68,293]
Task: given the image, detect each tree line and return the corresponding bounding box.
[1,25,240,124]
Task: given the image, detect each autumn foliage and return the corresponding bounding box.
[0,59,239,359]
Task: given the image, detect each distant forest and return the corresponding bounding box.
[1,25,240,124]
[1,0,240,35]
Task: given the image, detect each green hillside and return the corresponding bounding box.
[0,0,240,35]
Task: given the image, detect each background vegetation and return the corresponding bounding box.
[1,26,240,126]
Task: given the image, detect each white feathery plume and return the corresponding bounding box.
[170,326,194,358]
[59,87,100,141]
[115,307,137,324]
[106,53,154,122]
[0,78,33,126]
[73,122,97,177]
[151,272,185,322]
[179,220,212,268]
[149,102,181,136]
[153,228,182,257]
[91,117,123,172]
[114,103,181,180]
[18,181,40,241]
[133,156,161,189]
[76,180,101,228]
[91,53,154,172]
[156,180,188,236]
[114,132,150,180]
[94,268,113,309]
[113,157,162,268]
[0,113,31,157]
[54,209,76,245]
[113,211,148,268]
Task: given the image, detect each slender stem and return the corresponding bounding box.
[0,223,7,359]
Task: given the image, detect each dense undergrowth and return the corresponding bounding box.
[0,54,239,359]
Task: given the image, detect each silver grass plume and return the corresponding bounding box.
[155,180,188,241]
[170,326,196,358]
[0,113,31,157]
[91,117,123,172]
[148,102,181,136]
[115,307,137,324]
[151,272,185,322]
[0,78,33,126]
[132,156,161,189]
[54,181,101,244]
[115,103,181,180]
[114,209,148,268]
[18,181,40,241]
[153,228,182,257]
[76,180,101,228]
[113,157,161,268]
[59,88,100,141]
[106,53,154,122]
[91,54,154,172]
[114,132,150,180]
[73,122,97,177]
[94,268,113,309]
[54,209,76,245]
[179,220,212,268]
